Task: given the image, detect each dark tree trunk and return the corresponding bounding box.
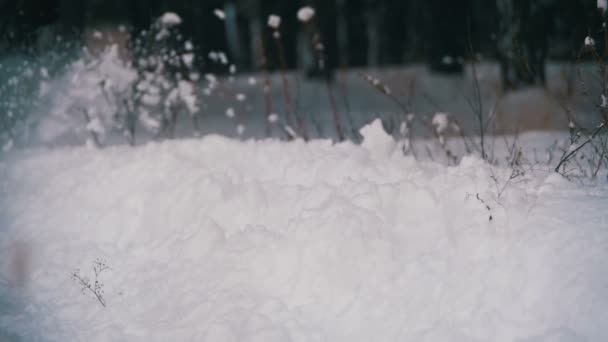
[496,0,552,91]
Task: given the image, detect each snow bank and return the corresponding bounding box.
[1,123,607,341]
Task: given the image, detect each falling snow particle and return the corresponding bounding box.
[432,112,449,135]
[297,7,315,23]
[214,9,225,20]
[236,93,246,102]
[226,108,235,118]
[268,15,281,29]
[160,12,182,27]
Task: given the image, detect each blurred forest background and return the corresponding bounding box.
[0,0,604,89]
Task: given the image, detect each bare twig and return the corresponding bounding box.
[72,259,109,307]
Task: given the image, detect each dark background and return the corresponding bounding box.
[0,0,604,88]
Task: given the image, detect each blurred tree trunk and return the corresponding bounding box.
[246,0,263,70]
[496,0,552,91]
[365,4,380,67]
[404,0,426,62]
[427,0,468,73]
[336,0,349,68]
[224,1,245,68]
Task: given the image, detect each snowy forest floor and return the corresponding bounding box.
[1,121,607,341]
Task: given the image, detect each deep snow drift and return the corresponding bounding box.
[1,121,607,341]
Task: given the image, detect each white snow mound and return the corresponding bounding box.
[1,136,607,342]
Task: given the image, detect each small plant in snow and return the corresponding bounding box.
[431,112,461,165]
[71,258,109,307]
[554,15,608,179]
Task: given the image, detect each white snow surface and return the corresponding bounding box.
[1,121,608,341]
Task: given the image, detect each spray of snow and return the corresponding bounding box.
[599,0,607,12]
[37,44,137,143]
[585,36,595,47]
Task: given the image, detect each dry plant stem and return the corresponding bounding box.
[326,81,345,141]
[303,20,344,142]
[73,274,106,307]
[263,74,274,137]
[72,260,108,308]
[593,147,605,178]
[358,72,417,155]
[273,34,306,139]
[82,109,101,148]
[555,123,607,173]
[338,74,359,142]
[467,20,486,160]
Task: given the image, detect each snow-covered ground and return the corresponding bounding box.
[1,121,607,341]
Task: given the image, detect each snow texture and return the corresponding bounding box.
[1,122,608,342]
